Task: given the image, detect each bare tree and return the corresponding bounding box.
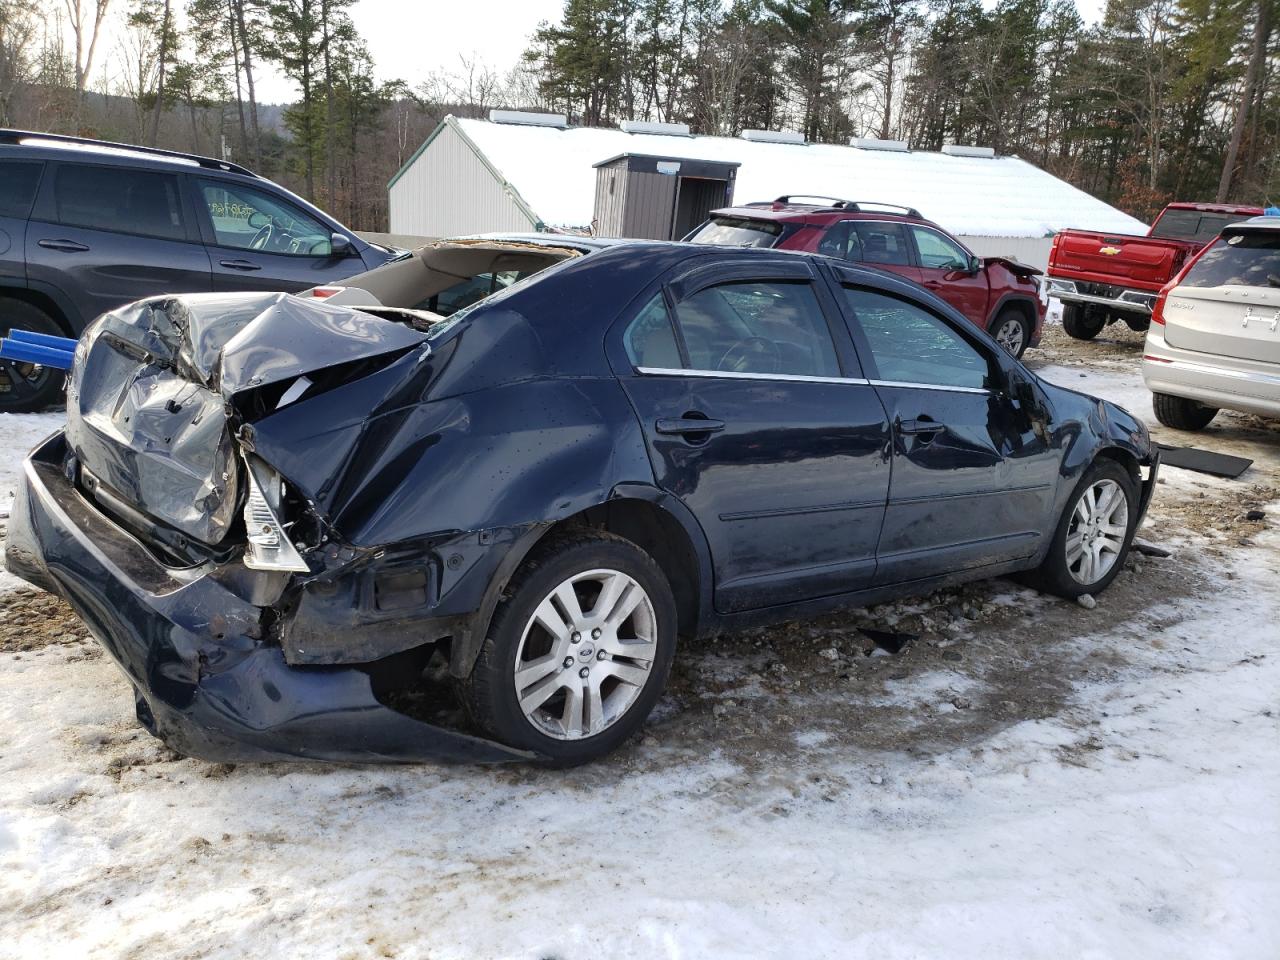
[1217,0,1274,201]
[63,0,111,126]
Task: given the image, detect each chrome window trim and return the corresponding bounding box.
[869,378,993,395]
[635,366,870,386]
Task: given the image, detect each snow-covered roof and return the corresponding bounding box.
[424,116,1146,239]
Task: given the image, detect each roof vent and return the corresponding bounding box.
[740,129,806,145]
[620,120,691,137]
[850,137,909,153]
[941,144,996,159]
[488,110,568,128]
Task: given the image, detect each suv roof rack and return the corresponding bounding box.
[0,128,260,178]
[761,195,923,218]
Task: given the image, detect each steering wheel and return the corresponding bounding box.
[719,336,781,374]
[250,222,274,250]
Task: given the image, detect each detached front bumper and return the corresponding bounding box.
[4,432,532,764]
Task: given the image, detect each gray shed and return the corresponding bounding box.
[592,154,740,240]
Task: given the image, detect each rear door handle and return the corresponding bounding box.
[37,238,90,252]
[898,418,946,435]
[655,416,725,436]
[219,259,262,271]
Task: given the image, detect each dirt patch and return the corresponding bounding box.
[0,588,87,653]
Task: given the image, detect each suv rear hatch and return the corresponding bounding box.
[65,293,426,551]
[1162,230,1280,364]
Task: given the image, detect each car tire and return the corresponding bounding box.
[461,530,677,765]
[988,308,1031,358]
[1061,303,1105,340]
[0,300,68,413]
[1027,458,1139,599]
[1152,392,1217,431]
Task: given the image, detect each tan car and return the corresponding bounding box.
[1142,216,1280,430]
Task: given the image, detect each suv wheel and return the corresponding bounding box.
[461,531,677,764]
[1061,303,1105,341]
[0,300,68,413]
[1028,459,1138,599]
[989,308,1030,358]
[1152,392,1217,431]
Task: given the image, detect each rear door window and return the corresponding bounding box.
[623,294,683,369]
[53,164,185,240]
[0,161,43,219]
[1182,233,1280,288]
[848,222,912,266]
[671,280,840,377]
[844,287,990,389]
[685,216,784,248]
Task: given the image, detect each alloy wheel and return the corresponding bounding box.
[0,358,55,409]
[1065,479,1129,585]
[512,568,657,740]
[993,317,1026,355]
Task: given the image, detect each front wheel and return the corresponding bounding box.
[1028,459,1139,599]
[989,308,1030,358]
[461,531,677,764]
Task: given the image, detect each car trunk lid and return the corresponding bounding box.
[66,293,427,548]
[1162,285,1280,364]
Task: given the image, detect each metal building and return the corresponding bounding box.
[592,154,739,240]
[387,112,1149,268]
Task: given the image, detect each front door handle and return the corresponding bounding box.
[655,416,725,436]
[898,417,946,435]
[219,259,262,271]
[37,238,90,252]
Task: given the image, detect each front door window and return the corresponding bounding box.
[199,179,332,256]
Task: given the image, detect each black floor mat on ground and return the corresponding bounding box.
[1157,444,1253,479]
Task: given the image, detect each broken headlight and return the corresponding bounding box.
[241,454,310,572]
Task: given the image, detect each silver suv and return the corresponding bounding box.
[1142,216,1280,430]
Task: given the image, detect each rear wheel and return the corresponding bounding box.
[989,308,1030,358]
[1152,392,1218,431]
[1029,459,1138,599]
[461,531,677,764]
[0,300,67,413]
[1061,303,1105,341]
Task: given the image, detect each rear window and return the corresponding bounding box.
[1181,233,1280,288]
[686,216,783,248]
[54,165,185,240]
[1151,209,1253,243]
[0,161,43,219]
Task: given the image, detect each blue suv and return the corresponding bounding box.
[0,130,397,411]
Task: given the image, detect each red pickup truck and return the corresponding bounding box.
[1046,202,1265,340]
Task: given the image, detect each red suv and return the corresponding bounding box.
[686,197,1046,357]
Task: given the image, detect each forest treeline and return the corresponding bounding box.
[0,0,1275,231]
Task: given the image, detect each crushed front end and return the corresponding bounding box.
[4,293,533,763]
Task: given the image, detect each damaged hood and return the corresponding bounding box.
[982,256,1043,278]
[66,293,427,547]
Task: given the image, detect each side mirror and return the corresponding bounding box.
[247,210,269,229]
[330,232,356,257]
[967,255,982,274]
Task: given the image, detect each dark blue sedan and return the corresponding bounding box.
[6,239,1158,765]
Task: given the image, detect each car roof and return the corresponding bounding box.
[708,200,944,230]
[0,128,260,178]
[1163,201,1266,215]
[1222,216,1280,234]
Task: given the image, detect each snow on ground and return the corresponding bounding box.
[1,341,1278,959]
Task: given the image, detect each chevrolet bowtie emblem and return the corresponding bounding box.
[1099,245,1121,255]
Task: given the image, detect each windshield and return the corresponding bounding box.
[1182,233,1280,288]
[686,216,784,248]
[1151,209,1254,243]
